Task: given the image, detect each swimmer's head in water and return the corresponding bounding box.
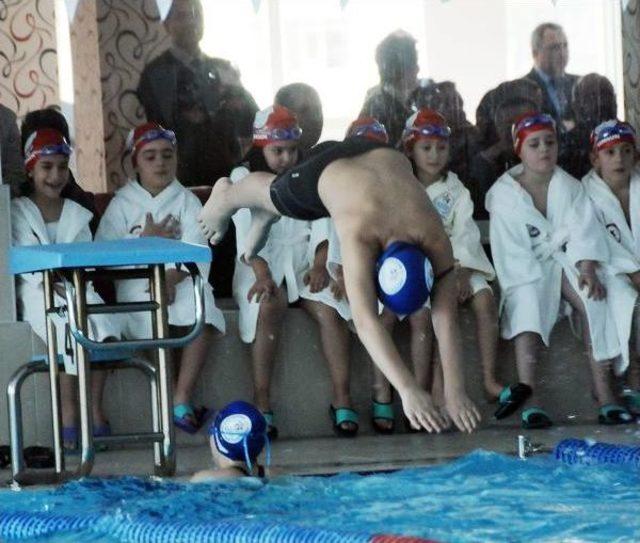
[376,241,434,315]
[402,108,450,153]
[126,122,177,166]
[345,116,389,144]
[24,128,72,172]
[208,401,268,470]
[511,112,555,155]
[253,105,302,148]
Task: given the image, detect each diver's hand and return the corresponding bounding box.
[444,391,481,433]
[398,385,447,433]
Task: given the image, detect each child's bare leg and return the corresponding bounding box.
[560,274,616,406]
[470,289,502,399]
[174,324,215,407]
[514,332,542,404]
[251,287,287,413]
[60,373,77,428]
[198,172,279,244]
[301,300,355,430]
[90,369,108,426]
[369,309,397,431]
[626,303,640,390]
[408,308,434,391]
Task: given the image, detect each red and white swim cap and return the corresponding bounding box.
[345,116,389,144]
[401,108,450,152]
[126,122,177,165]
[24,128,72,172]
[252,105,301,147]
[511,112,556,155]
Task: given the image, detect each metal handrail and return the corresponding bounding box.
[62,269,205,351]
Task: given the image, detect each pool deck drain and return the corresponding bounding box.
[18,422,634,481]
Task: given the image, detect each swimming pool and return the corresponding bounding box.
[0,449,638,542]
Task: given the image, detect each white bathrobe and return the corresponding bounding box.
[12,197,122,374]
[95,179,225,338]
[426,171,495,293]
[486,165,622,367]
[231,167,350,343]
[582,168,640,371]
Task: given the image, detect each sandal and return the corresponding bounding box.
[24,446,55,469]
[621,389,640,416]
[372,400,395,434]
[0,445,10,469]
[598,404,633,425]
[261,411,279,440]
[521,407,553,429]
[494,383,532,420]
[329,405,359,438]
[173,404,201,434]
[62,426,78,452]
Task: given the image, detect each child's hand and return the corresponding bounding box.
[444,391,481,433]
[329,279,347,301]
[164,269,187,304]
[629,270,640,292]
[141,213,181,239]
[303,264,330,293]
[577,261,606,300]
[455,267,473,303]
[247,276,278,303]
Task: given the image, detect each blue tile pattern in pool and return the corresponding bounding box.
[0,450,639,542]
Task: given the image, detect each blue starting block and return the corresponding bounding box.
[7,238,210,485]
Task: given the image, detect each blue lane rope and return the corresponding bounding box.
[554,438,640,469]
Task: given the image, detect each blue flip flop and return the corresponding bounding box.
[494,383,533,420]
[173,404,200,434]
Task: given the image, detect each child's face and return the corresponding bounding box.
[593,142,636,185]
[135,139,177,195]
[263,141,298,174]
[410,138,449,180]
[518,129,557,176]
[30,155,69,200]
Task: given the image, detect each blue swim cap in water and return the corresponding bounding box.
[376,241,434,315]
[209,401,269,471]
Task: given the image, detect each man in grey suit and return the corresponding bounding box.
[524,22,579,130]
[0,104,26,194]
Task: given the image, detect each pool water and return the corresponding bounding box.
[0,450,638,542]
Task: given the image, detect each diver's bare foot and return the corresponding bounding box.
[198,177,234,244]
[244,208,278,259]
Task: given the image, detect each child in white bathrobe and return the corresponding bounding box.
[12,128,122,448]
[231,105,356,438]
[486,112,633,428]
[392,109,500,423]
[582,120,640,416]
[96,122,226,435]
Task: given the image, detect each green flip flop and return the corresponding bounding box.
[329,405,359,438]
[372,400,395,434]
[521,407,553,429]
[598,404,633,425]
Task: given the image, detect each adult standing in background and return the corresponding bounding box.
[524,22,579,131]
[359,30,429,147]
[138,0,256,297]
[0,103,26,194]
[137,0,247,186]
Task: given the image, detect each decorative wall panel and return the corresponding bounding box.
[0,0,58,117]
[622,0,640,131]
[98,0,169,189]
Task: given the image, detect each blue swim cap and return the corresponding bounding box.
[208,401,268,470]
[376,241,434,315]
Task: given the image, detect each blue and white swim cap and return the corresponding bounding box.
[209,401,268,469]
[376,241,434,315]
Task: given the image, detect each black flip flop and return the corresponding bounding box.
[494,383,533,420]
[24,446,55,469]
[0,445,10,469]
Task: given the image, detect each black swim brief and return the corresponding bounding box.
[269,138,390,221]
